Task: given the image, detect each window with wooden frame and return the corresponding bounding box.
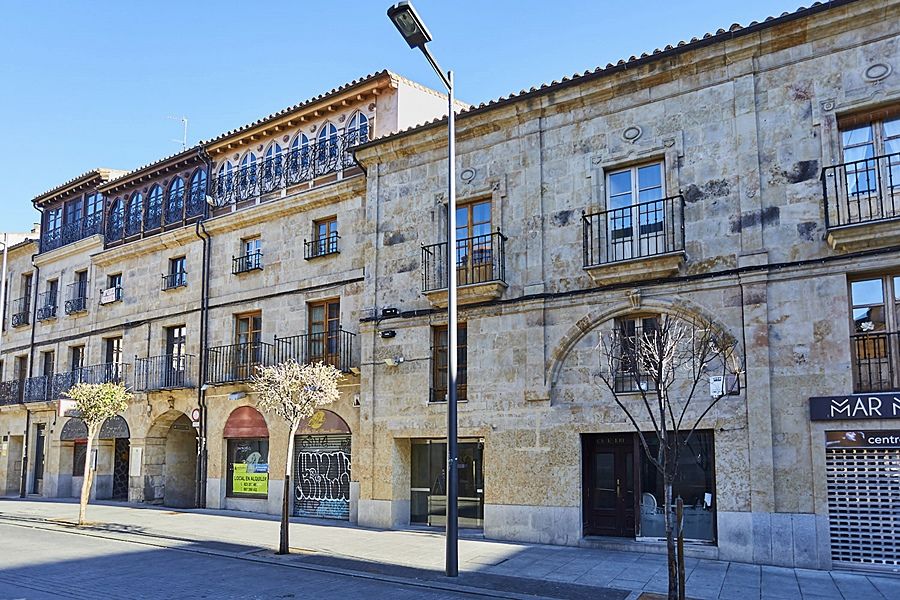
[234,311,263,379]
[839,108,900,199]
[307,217,339,259]
[234,236,263,273]
[455,200,494,285]
[849,274,900,392]
[431,323,467,403]
[308,299,341,368]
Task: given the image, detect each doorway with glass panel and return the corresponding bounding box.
[411,438,484,529]
[235,312,262,380]
[308,299,340,368]
[456,200,493,286]
[606,163,667,262]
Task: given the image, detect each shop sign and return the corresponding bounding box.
[826,430,900,448]
[809,393,900,421]
[232,462,268,495]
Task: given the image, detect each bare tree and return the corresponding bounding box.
[250,360,342,555]
[595,313,741,600]
[64,382,131,526]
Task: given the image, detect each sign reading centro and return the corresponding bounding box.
[809,393,900,421]
[232,463,268,495]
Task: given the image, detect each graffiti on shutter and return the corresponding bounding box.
[294,434,351,519]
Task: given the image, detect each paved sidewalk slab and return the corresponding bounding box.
[1,497,898,600]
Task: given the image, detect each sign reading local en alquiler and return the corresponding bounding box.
[809,393,900,421]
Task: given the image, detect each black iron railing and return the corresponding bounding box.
[24,363,130,403]
[422,230,507,292]
[274,329,357,373]
[582,195,685,268]
[24,375,51,403]
[65,280,89,315]
[205,342,275,384]
[0,380,24,406]
[304,234,340,260]
[134,354,195,391]
[822,152,900,229]
[36,291,58,321]
[40,213,103,253]
[851,331,900,393]
[11,296,30,327]
[208,129,367,207]
[162,271,187,290]
[232,251,263,274]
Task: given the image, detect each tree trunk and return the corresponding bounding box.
[278,420,299,555]
[664,480,677,600]
[677,496,686,600]
[78,423,99,526]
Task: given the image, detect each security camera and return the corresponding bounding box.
[383,356,405,367]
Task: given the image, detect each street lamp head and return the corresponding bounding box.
[387,1,433,49]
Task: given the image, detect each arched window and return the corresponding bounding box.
[237,152,257,199]
[347,112,369,145]
[223,406,270,499]
[215,161,234,204]
[316,123,339,174]
[261,143,283,192]
[107,198,124,241]
[125,193,143,237]
[165,177,185,225]
[289,133,311,183]
[146,185,163,230]
[187,169,207,216]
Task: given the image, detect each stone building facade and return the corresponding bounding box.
[2,0,900,574]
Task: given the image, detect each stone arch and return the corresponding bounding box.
[143,410,197,507]
[547,297,738,404]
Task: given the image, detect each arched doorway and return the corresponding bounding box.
[145,411,197,507]
[59,415,130,500]
[223,407,270,501]
[294,409,351,520]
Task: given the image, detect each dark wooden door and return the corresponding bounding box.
[32,425,46,495]
[583,434,635,537]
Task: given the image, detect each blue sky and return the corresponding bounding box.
[1,0,796,232]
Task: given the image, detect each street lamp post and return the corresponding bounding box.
[387,1,459,578]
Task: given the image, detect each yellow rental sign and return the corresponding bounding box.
[232,463,269,495]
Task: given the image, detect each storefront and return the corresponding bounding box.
[410,438,484,529]
[293,409,351,520]
[223,407,270,502]
[582,431,716,542]
[58,415,130,500]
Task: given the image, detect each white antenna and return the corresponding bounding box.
[166,115,189,150]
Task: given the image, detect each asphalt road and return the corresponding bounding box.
[0,522,493,600]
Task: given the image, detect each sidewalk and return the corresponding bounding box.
[1,498,898,600]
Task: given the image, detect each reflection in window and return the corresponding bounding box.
[226,438,269,498]
[166,177,184,225]
[146,185,163,230]
[187,169,206,216]
[107,199,124,240]
[125,193,143,237]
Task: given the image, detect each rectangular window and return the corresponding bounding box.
[226,438,269,498]
[165,257,187,289]
[47,279,58,304]
[45,207,62,236]
[41,351,55,377]
[455,200,493,286]
[839,111,900,200]
[311,217,339,257]
[431,324,467,402]
[234,236,263,272]
[163,325,187,387]
[234,312,263,379]
[605,162,669,262]
[308,300,341,367]
[70,346,85,372]
[73,441,87,477]
[849,274,900,392]
[105,337,123,366]
[65,197,83,227]
[614,315,659,393]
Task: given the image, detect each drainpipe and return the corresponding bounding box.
[20,250,40,497]
[194,214,212,508]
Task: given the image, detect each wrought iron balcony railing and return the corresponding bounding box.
[205,342,275,384]
[162,271,187,290]
[36,291,58,322]
[24,375,51,403]
[582,195,685,268]
[11,296,30,327]
[65,280,89,315]
[208,128,367,208]
[40,213,103,253]
[822,152,900,229]
[304,234,340,260]
[0,380,24,406]
[422,230,507,292]
[274,328,357,373]
[851,331,900,393]
[24,363,130,403]
[134,354,195,391]
[232,251,263,274]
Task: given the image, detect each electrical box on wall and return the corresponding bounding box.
[709,374,740,398]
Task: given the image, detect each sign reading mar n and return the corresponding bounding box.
[809,393,900,421]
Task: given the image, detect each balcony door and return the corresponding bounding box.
[308,300,340,368]
[235,312,262,379]
[456,200,492,286]
[583,434,636,537]
[606,163,665,262]
[165,326,187,388]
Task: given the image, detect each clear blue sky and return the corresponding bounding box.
[1,0,797,232]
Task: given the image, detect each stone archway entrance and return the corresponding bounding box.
[144,411,197,507]
[59,415,130,500]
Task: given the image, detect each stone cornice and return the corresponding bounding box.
[33,235,103,267]
[93,226,201,267]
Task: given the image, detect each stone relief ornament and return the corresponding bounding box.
[460,168,476,184]
[339,114,346,122]
[628,289,642,309]
[622,125,643,143]
[863,63,892,83]
[820,99,835,112]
